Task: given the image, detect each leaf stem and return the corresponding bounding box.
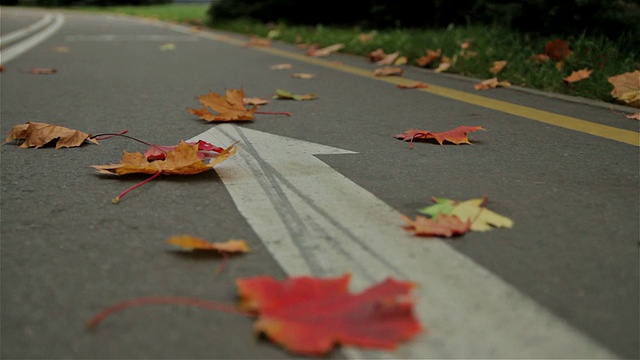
[86,296,254,329]
[255,111,292,116]
[113,171,162,204]
[90,132,153,146]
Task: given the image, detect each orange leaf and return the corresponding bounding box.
[415,48,441,67]
[270,63,292,70]
[305,43,344,57]
[245,36,271,47]
[167,235,250,253]
[433,56,452,73]
[373,66,403,77]
[28,67,57,74]
[563,68,592,84]
[4,122,98,149]
[394,125,485,148]
[489,60,507,75]
[401,214,471,238]
[290,73,316,79]
[236,274,422,355]
[474,77,511,90]
[188,88,257,122]
[396,82,429,89]
[91,141,236,176]
[243,96,270,106]
[608,70,640,108]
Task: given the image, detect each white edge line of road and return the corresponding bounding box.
[0,12,65,65]
[0,13,53,48]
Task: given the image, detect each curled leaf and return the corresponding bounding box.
[188,88,257,122]
[274,89,317,101]
[167,235,250,253]
[4,122,98,149]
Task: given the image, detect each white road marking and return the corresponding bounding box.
[0,13,65,65]
[189,124,617,359]
[0,13,54,49]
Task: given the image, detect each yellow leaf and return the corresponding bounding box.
[167,235,250,253]
[451,198,514,232]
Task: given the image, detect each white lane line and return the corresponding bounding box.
[0,13,65,65]
[189,124,618,359]
[0,13,54,49]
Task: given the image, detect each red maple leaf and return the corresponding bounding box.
[394,125,485,149]
[236,274,423,356]
[545,39,571,61]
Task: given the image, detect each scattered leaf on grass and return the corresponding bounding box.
[544,39,571,61]
[237,273,422,356]
[608,70,640,108]
[358,31,376,43]
[489,60,507,75]
[188,88,257,121]
[474,77,511,90]
[433,57,452,73]
[415,48,441,67]
[167,235,250,253]
[373,66,403,77]
[274,89,317,100]
[5,122,98,149]
[394,125,485,149]
[401,214,471,238]
[563,68,592,84]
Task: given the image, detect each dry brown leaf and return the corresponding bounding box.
[51,46,70,53]
[608,70,640,108]
[367,48,387,62]
[243,97,270,106]
[415,48,441,67]
[167,235,250,253]
[270,63,292,70]
[373,66,403,77]
[4,122,98,149]
[92,141,237,176]
[397,82,429,89]
[188,88,257,122]
[291,73,316,79]
[474,77,511,90]
[489,60,507,75]
[245,36,271,47]
[433,56,452,73]
[305,43,344,57]
[358,31,376,43]
[28,68,57,74]
[563,68,592,84]
[375,51,400,66]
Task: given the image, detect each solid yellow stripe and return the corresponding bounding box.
[251,45,639,147]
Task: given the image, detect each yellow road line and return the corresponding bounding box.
[201,32,639,147]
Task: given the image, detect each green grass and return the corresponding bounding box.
[79,4,209,24]
[81,5,639,105]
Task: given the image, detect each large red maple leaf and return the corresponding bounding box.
[395,125,485,149]
[236,274,423,355]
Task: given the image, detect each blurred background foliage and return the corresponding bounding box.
[206,0,639,43]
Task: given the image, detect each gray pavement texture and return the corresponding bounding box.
[1,7,639,360]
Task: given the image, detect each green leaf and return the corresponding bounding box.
[417,197,455,219]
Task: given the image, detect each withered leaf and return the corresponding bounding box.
[188,88,257,122]
[92,141,236,176]
[401,214,471,238]
[489,60,507,75]
[563,68,592,84]
[608,70,640,108]
[474,77,511,90]
[415,48,441,67]
[373,66,403,77]
[395,125,485,149]
[5,122,98,149]
[305,43,344,57]
[397,82,429,89]
[167,235,250,253]
[274,89,317,100]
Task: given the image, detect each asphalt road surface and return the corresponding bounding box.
[1,7,638,359]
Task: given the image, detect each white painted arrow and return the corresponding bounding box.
[188,124,616,359]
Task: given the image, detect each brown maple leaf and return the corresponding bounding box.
[415,48,441,67]
[474,77,511,90]
[397,82,429,89]
[92,141,236,176]
[373,66,403,77]
[5,122,98,149]
[167,235,250,253]
[608,70,640,108]
[563,68,592,84]
[305,43,344,57]
[394,125,485,149]
[489,60,507,75]
[188,88,257,122]
[400,214,471,238]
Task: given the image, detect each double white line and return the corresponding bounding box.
[0,12,65,64]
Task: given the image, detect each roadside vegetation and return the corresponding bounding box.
[75,3,638,106]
